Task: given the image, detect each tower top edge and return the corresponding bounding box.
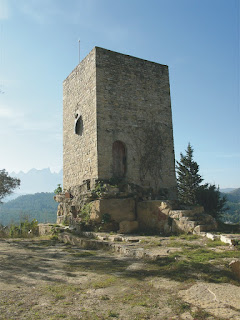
[63,46,168,83]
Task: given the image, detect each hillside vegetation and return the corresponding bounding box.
[224,188,240,203]
[0,192,57,226]
[221,188,240,224]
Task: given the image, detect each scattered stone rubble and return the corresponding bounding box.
[205,232,240,245]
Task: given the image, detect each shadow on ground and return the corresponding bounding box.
[0,238,239,287]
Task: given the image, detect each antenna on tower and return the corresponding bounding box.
[78,39,80,64]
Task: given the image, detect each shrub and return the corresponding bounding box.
[78,202,92,226]
[9,218,38,238]
[54,184,62,195]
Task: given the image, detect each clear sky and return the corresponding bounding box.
[0,0,239,188]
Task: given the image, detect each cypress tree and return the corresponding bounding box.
[176,143,203,205]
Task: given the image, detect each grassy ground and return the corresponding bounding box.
[0,234,239,320]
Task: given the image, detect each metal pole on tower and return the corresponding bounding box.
[78,40,80,64]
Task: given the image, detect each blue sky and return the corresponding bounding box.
[0,0,239,188]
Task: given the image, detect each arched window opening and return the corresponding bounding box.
[112,141,126,178]
[74,114,83,136]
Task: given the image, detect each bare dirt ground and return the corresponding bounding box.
[0,236,240,320]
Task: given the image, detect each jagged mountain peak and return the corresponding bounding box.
[9,168,63,196]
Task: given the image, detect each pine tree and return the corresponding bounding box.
[176,143,203,205]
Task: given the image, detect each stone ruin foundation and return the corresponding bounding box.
[55,179,217,235]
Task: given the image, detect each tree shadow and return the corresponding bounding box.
[0,239,239,288]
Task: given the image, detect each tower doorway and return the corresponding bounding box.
[112,141,126,178]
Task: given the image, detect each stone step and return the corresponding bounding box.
[180,214,216,224]
[170,210,195,219]
[193,224,217,234]
[179,217,211,228]
[170,207,204,219]
[180,216,203,223]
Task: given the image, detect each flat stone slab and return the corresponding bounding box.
[204,232,240,245]
[179,282,240,319]
[220,234,240,245]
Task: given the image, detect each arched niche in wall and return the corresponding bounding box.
[74,114,83,136]
[112,140,127,178]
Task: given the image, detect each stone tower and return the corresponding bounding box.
[63,47,177,198]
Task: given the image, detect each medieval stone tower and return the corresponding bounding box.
[63,47,177,198]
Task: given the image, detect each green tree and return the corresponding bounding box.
[54,184,62,195]
[196,184,227,219]
[176,144,227,220]
[176,143,203,205]
[0,169,20,203]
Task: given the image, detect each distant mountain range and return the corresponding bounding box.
[220,188,237,194]
[221,188,240,224]
[0,193,57,226]
[6,168,63,201]
[222,188,240,203]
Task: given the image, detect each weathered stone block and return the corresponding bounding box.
[137,200,170,232]
[159,200,176,211]
[169,208,204,218]
[229,259,240,280]
[90,198,136,223]
[206,233,219,241]
[54,194,65,203]
[38,224,53,236]
[65,192,71,199]
[193,224,214,234]
[119,220,139,234]
[221,235,239,245]
[172,219,195,234]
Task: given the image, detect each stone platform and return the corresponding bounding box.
[55,190,218,235]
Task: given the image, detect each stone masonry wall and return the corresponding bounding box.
[63,47,177,198]
[95,47,177,197]
[63,48,98,190]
